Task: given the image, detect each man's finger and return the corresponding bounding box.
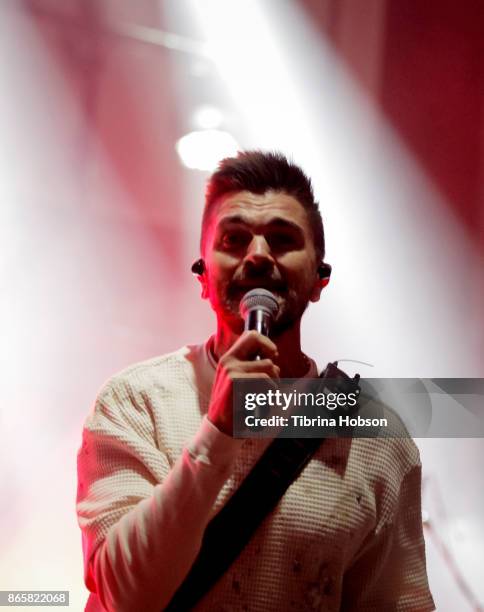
[229,330,278,361]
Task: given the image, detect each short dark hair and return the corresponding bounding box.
[201,150,325,260]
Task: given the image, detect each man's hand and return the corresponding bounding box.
[208,330,280,436]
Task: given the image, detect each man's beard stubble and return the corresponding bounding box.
[220,283,311,337]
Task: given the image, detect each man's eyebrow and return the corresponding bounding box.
[216,215,303,232]
[216,215,249,228]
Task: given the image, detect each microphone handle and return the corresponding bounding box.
[244,309,272,360]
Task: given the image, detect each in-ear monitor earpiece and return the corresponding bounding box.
[191,259,205,275]
[317,263,332,280]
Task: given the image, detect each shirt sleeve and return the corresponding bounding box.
[340,464,435,612]
[76,380,243,612]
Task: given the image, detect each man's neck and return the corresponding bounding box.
[212,319,310,378]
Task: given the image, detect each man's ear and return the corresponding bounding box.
[199,276,209,299]
[310,263,331,302]
[191,258,208,299]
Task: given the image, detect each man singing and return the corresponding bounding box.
[77,151,434,611]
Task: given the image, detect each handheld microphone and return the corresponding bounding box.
[239,289,279,358]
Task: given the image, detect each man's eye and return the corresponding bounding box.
[268,232,297,250]
[221,232,249,249]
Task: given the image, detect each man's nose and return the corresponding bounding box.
[243,235,274,272]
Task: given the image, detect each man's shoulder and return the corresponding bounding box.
[98,344,205,401]
[347,382,422,474]
[113,346,190,380]
[81,344,210,439]
[351,433,421,475]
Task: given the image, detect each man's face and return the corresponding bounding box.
[201,190,322,335]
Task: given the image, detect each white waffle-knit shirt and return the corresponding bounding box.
[76,341,435,611]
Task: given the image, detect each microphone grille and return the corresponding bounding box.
[239,288,279,319]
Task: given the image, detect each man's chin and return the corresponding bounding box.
[216,292,308,335]
[228,307,300,337]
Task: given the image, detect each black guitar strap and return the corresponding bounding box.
[164,362,360,611]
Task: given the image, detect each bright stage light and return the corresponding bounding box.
[193,105,224,129]
[175,129,238,171]
[188,0,308,150]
